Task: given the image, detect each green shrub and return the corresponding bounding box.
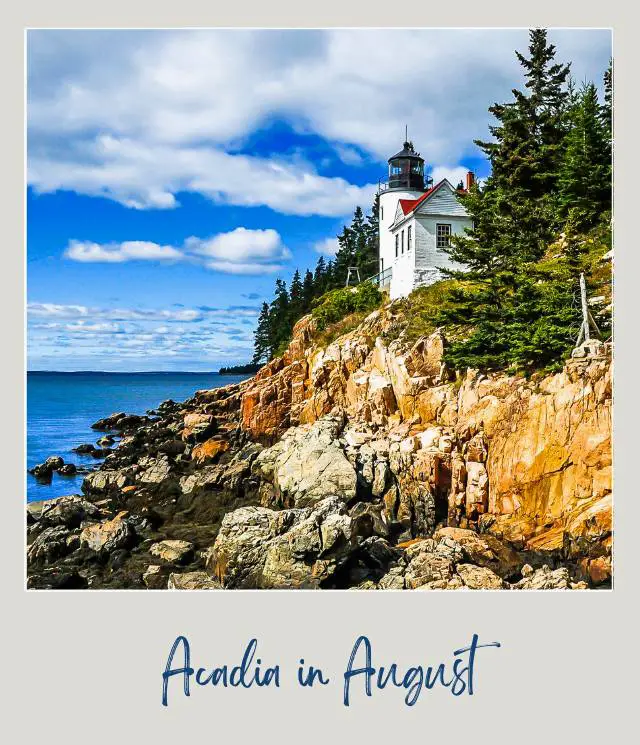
[402,279,462,343]
[311,282,382,331]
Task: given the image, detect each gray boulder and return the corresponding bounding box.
[512,565,571,590]
[149,539,194,564]
[167,572,222,590]
[253,416,357,508]
[79,511,135,553]
[456,563,506,589]
[38,495,101,528]
[83,469,132,495]
[137,456,172,485]
[206,496,371,589]
[27,526,72,565]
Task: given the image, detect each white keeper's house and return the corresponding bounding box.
[376,140,474,300]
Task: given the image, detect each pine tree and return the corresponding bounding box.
[332,203,380,286]
[302,269,315,311]
[359,195,381,278]
[314,256,327,293]
[289,269,304,320]
[601,59,613,196]
[482,29,571,197]
[333,221,355,288]
[439,28,579,371]
[602,58,613,141]
[558,82,611,228]
[325,259,336,290]
[252,302,271,363]
[267,278,290,357]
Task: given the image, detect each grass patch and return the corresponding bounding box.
[311,282,382,331]
[313,310,372,348]
[402,279,463,344]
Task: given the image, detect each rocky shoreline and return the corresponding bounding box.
[26,303,612,590]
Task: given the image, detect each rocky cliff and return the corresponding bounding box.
[26,300,612,590]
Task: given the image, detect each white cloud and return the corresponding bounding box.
[29,135,377,214]
[62,227,291,274]
[63,321,126,333]
[28,29,611,215]
[28,299,259,370]
[65,239,184,263]
[27,302,203,322]
[203,261,284,275]
[186,227,290,262]
[430,166,470,189]
[313,237,339,256]
[27,303,91,318]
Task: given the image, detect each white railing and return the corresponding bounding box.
[365,266,393,288]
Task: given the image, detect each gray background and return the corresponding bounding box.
[3,2,637,741]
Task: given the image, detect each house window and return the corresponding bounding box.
[380,205,384,220]
[436,223,452,248]
[401,230,405,254]
[407,225,412,251]
[395,234,399,257]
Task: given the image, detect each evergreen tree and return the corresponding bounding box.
[302,269,315,311]
[558,82,611,228]
[332,203,381,286]
[481,29,571,198]
[333,220,356,288]
[252,302,271,364]
[267,278,290,357]
[289,269,304,320]
[440,28,580,371]
[602,58,613,141]
[325,259,336,290]
[313,256,327,293]
[601,59,613,195]
[359,195,381,278]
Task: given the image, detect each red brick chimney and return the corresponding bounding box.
[465,171,475,191]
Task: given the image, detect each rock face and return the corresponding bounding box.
[206,497,375,589]
[253,417,357,508]
[232,306,612,575]
[26,299,612,590]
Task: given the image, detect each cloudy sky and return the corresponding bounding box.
[27,28,612,371]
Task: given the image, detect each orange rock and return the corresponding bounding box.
[586,556,612,585]
[231,302,611,567]
[191,438,229,464]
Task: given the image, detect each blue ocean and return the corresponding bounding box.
[27,371,249,503]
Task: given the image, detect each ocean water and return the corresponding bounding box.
[26,371,249,503]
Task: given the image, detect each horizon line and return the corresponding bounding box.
[26,369,246,374]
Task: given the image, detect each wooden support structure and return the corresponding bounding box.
[345,267,361,287]
[575,272,601,346]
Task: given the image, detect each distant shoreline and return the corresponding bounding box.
[27,370,235,376]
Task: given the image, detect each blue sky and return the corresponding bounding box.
[27,28,612,371]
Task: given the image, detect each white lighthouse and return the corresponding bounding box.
[377,140,473,300]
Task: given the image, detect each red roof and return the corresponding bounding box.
[393,179,468,226]
[396,180,447,217]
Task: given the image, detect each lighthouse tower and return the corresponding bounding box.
[378,140,428,285]
[377,138,473,299]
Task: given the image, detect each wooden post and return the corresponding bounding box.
[576,272,602,349]
[579,272,591,343]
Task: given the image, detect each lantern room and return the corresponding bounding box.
[387,140,425,191]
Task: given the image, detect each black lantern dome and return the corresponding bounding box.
[387,140,425,190]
